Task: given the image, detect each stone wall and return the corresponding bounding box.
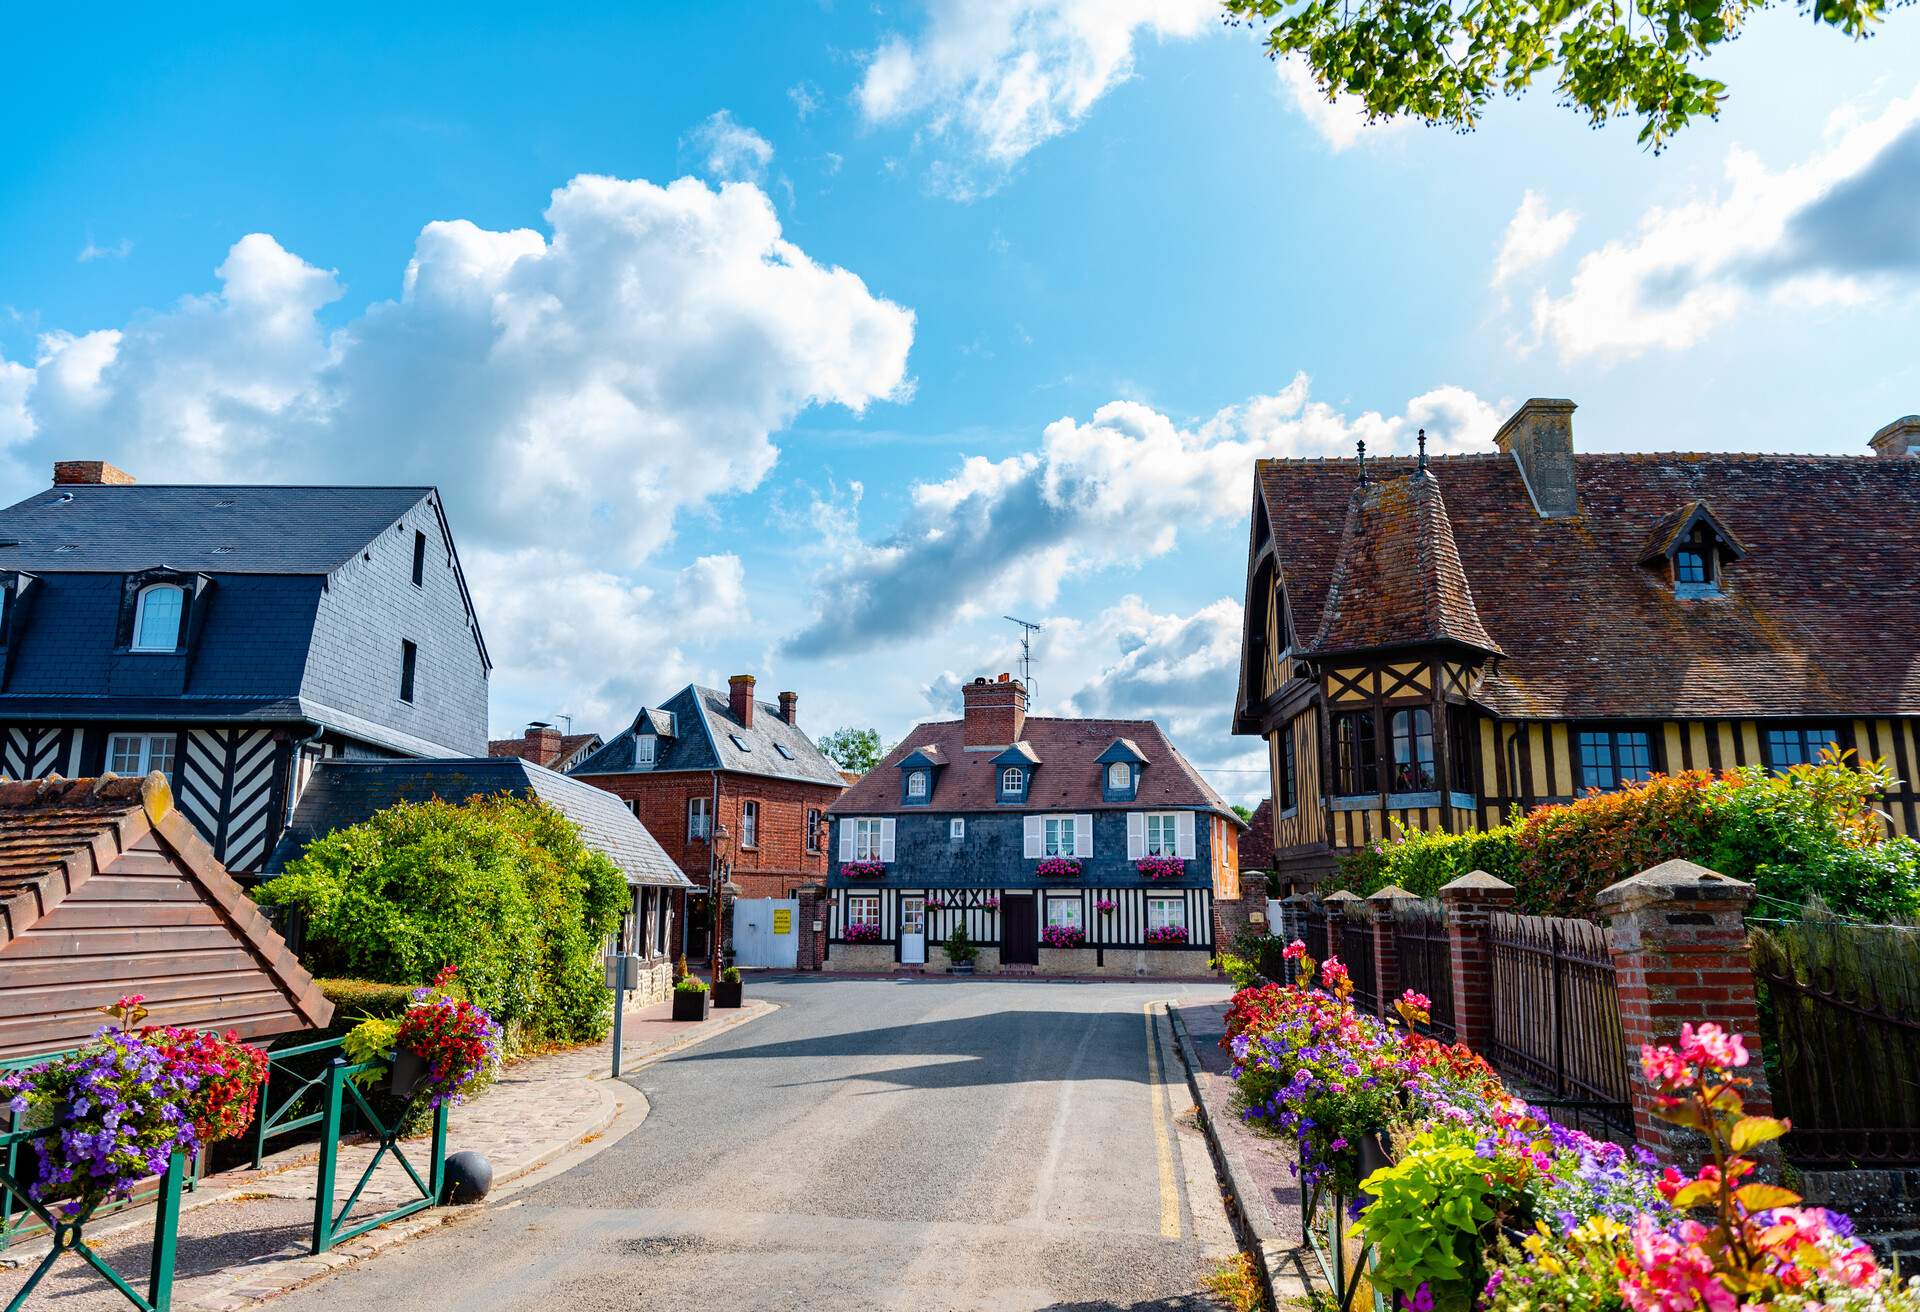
[927,945,1001,974]
[618,960,675,1008]
[828,943,898,973]
[1035,946,1213,978]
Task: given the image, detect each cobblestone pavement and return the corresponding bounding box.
[0,997,774,1312]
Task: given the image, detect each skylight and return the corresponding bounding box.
[775,743,795,760]
[730,733,752,751]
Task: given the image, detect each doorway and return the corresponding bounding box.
[900,897,926,965]
[1001,893,1038,965]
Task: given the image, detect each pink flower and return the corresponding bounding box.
[1639,1043,1697,1090]
[1678,1022,1749,1072]
[1282,940,1307,961]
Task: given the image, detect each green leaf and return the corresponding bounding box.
[1731,1116,1790,1151]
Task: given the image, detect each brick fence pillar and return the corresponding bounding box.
[1368,885,1418,1018]
[1438,871,1516,1055]
[796,883,826,971]
[1596,859,1774,1163]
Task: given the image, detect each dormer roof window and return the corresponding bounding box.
[1095,738,1147,801]
[634,733,656,767]
[896,745,945,804]
[131,582,185,652]
[906,770,927,798]
[1638,500,1744,599]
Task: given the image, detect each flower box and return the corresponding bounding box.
[713,980,744,1009]
[844,923,882,944]
[387,1048,430,1099]
[1040,924,1086,948]
[1145,924,1189,945]
[841,859,887,878]
[1136,856,1186,881]
[1096,898,1116,915]
[1036,857,1082,878]
[672,986,711,1022]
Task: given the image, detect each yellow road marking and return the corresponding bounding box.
[1142,1001,1181,1240]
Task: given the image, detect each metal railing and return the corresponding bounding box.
[1339,904,1379,1014]
[1392,900,1456,1042]
[251,1036,348,1168]
[1486,911,1633,1140]
[310,1057,448,1254]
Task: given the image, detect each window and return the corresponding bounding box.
[634,734,656,767]
[1147,896,1186,932]
[906,771,927,798]
[1001,767,1025,796]
[1333,710,1377,794]
[628,799,641,818]
[1447,704,1476,794]
[399,640,417,703]
[688,796,712,840]
[1765,726,1841,772]
[730,733,752,752]
[1043,815,1077,856]
[847,894,880,928]
[950,818,965,842]
[1144,813,1179,857]
[1389,709,1436,793]
[656,892,669,953]
[411,530,427,587]
[1045,897,1083,929]
[108,733,176,778]
[1577,729,1654,792]
[1674,524,1711,585]
[775,743,796,760]
[1107,762,1131,790]
[1278,730,1297,811]
[852,817,887,860]
[741,800,759,849]
[131,584,184,652]
[806,808,822,852]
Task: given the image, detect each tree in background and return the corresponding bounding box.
[1222,0,1900,149]
[816,726,887,774]
[1232,804,1255,824]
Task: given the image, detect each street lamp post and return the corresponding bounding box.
[708,820,737,982]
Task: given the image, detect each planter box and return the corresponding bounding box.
[387,1048,429,1099]
[713,980,744,1009]
[947,959,976,975]
[672,989,712,1021]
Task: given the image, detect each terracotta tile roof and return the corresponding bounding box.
[487,733,600,769]
[831,716,1241,819]
[1255,451,1920,719]
[1241,799,1276,872]
[0,776,144,916]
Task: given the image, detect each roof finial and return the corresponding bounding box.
[1417,428,1428,471]
[1356,439,1368,487]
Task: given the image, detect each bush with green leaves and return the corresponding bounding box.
[258,794,629,1050]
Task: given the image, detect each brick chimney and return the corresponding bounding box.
[1494,399,1578,518]
[728,674,756,729]
[778,691,799,726]
[1870,415,1920,458]
[961,673,1027,747]
[53,460,136,486]
[524,722,563,766]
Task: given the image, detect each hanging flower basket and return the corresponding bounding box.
[982,896,1001,911]
[842,860,887,878]
[1041,924,1086,948]
[844,923,883,943]
[925,895,948,909]
[1096,898,1116,915]
[1036,857,1082,878]
[1136,856,1186,881]
[1145,924,1190,945]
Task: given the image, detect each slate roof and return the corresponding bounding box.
[0,484,435,573]
[267,759,691,887]
[832,717,1241,820]
[571,685,847,789]
[1251,451,1920,720]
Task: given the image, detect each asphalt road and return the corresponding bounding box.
[273,975,1241,1312]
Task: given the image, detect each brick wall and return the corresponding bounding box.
[580,770,838,897]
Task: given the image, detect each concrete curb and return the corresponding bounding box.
[1165,1007,1314,1309]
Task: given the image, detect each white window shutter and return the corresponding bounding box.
[1074,813,1093,859]
[1127,812,1146,861]
[1024,815,1043,859]
[839,818,855,859]
[1175,812,1197,860]
[880,818,896,862]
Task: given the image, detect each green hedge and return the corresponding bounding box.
[316,978,415,1034]
[1329,756,1920,921]
[258,794,629,1050]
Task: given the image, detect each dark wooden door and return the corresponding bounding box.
[1001,894,1038,965]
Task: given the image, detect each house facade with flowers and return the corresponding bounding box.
[825,673,1244,976]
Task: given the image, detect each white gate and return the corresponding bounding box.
[732,897,799,969]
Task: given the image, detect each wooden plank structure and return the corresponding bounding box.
[0,772,331,1061]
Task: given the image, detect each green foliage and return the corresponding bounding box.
[1331,822,1521,899]
[1231,803,1255,824]
[675,976,710,994]
[815,726,886,774]
[316,978,416,1027]
[342,1015,401,1087]
[944,921,980,964]
[1352,1126,1497,1310]
[258,794,629,1050]
[1216,950,1264,990]
[1221,0,1897,151]
[721,966,742,984]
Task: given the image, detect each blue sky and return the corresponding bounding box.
[4,2,1918,801]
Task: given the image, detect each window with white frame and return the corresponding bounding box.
[1107,762,1130,790]
[634,734,656,767]
[131,584,185,652]
[851,817,887,860]
[688,796,711,839]
[1144,813,1180,856]
[109,733,177,778]
[741,800,759,848]
[1147,896,1186,932]
[847,894,880,927]
[806,808,822,852]
[906,770,927,798]
[1001,767,1025,796]
[1045,896,1083,929]
[1043,815,1077,856]
[950,818,965,842]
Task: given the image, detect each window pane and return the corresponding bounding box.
[134,586,183,650]
[1618,732,1652,783]
[1335,711,1377,794]
[1578,730,1616,791]
[109,735,141,774]
[1046,898,1082,928]
[146,735,176,777]
[1390,708,1435,793]
[849,896,879,926]
[1767,729,1803,768]
[1675,549,1707,583]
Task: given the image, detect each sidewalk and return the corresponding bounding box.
[0,997,773,1312]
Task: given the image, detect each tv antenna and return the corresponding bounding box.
[1005,615,1042,702]
[556,714,574,735]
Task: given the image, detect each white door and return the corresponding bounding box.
[900,897,926,965]
[732,897,800,969]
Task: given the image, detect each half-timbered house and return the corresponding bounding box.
[1233,400,1920,889]
[826,674,1244,976]
[0,460,490,875]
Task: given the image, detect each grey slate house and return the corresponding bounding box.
[827,674,1246,977]
[0,460,489,873]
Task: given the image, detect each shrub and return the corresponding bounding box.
[721,966,741,984]
[317,978,416,1028]
[944,922,979,964]
[675,976,710,994]
[257,794,629,1050]
[1331,822,1521,899]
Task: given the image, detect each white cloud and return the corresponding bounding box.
[1492,191,1579,289]
[1525,85,1920,362]
[784,375,1499,656]
[78,238,133,263]
[788,81,822,120]
[855,0,1215,194]
[682,110,776,184]
[672,554,750,633]
[1272,59,1405,153]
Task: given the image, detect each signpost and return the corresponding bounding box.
[605,952,642,1079]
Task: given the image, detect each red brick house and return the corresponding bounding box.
[489,722,603,774]
[571,676,845,952]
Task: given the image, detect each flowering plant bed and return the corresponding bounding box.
[1040,924,1086,948]
[1145,924,1189,945]
[1036,857,1082,877]
[843,923,883,943]
[841,859,887,878]
[1136,856,1186,880]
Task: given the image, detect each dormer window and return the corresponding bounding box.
[1001,767,1025,797]
[1107,762,1131,791]
[906,770,927,799]
[1674,525,1712,587]
[1640,501,1743,600]
[131,583,185,652]
[635,734,656,767]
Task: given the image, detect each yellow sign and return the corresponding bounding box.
[773,908,793,935]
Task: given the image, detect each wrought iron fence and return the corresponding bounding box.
[1487,911,1634,1140]
[1392,900,1456,1042]
[1339,904,1379,1014]
[1303,899,1332,975]
[1751,918,1920,1168]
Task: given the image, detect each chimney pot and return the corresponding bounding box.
[53,460,136,487]
[1870,415,1920,459]
[728,674,756,729]
[778,691,799,725]
[1493,399,1578,519]
[961,674,1027,747]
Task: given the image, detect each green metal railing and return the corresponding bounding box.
[1302,1179,1381,1312]
[0,1121,184,1312]
[250,1036,348,1169]
[310,1057,447,1254]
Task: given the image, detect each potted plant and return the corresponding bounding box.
[1136,856,1185,880]
[842,859,887,878]
[1036,857,1082,877]
[1096,898,1116,916]
[944,923,979,975]
[1145,924,1189,945]
[344,968,500,1108]
[673,975,712,1021]
[1041,924,1086,948]
[714,966,744,1009]
[844,922,883,943]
